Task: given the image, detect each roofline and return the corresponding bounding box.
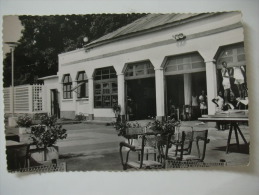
[83,13,219,50]
[38,75,58,80]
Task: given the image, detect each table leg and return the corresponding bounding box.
[235,124,248,144]
[233,125,240,152]
[226,124,233,154]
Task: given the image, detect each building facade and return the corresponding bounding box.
[41,12,246,121]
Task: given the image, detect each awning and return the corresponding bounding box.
[70,81,87,93]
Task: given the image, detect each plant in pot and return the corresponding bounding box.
[146,117,181,144]
[113,120,143,143]
[16,115,33,134]
[28,115,67,166]
[112,104,121,122]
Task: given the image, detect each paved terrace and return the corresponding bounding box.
[5,121,250,171]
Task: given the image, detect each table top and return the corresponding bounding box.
[198,115,249,122]
[6,140,28,147]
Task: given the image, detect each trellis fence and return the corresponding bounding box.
[4,84,45,114]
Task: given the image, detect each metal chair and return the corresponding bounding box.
[119,132,173,170]
[166,130,210,166]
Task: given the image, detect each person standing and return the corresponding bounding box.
[191,92,199,119]
[199,90,207,116]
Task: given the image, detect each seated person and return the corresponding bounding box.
[212,91,224,112]
[212,91,226,130]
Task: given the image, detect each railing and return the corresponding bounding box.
[4,84,45,113]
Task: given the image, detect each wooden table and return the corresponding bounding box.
[198,115,248,153]
[6,141,28,170]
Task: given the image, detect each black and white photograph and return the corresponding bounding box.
[3,12,250,172]
[1,1,259,194]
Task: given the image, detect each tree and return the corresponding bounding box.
[3,14,146,87]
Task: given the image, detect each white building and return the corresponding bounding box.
[40,12,247,121]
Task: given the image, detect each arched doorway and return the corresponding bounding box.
[164,52,206,120]
[124,61,156,120]
[216,43,247,108]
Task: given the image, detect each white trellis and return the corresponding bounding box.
[32,85,43,112]
[4,84,45,114]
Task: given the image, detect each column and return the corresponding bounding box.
[205,60,217,115]
[155,68,165,121]
[88,77,94,120]
[184,73,192,105]
[117,73,125,121]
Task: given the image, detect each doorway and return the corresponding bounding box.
[51,89,60,118]
[126,77,156,120]
[166,74,184,109]
[166,72,206,120]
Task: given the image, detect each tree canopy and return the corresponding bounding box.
[3,14,146,87]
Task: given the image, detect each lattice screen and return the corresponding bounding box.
[15,86,30,112]
[3,88,11,112]
[32,85,43,111]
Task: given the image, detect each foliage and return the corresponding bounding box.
[147,117,181,135]
[113,121,141,137]
[30,114,67,148]
[75,113,86,121]
[33,113,48,120]
[30,125,67,148]
[16,115,33,127]
[40,115,57,127]
[3,14,146,87]
[112,104,121,114]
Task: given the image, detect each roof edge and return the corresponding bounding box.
[83,13,217,50]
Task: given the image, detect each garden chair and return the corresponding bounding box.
[119,132,173,170]
[165,130,210,167]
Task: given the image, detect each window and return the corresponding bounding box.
[216,44,246,69]
[125,61,155,79]
[164,53,205,75]
[63,74,73,99]
[94,67,117,108]
[76,71,88,98]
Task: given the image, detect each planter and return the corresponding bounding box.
[29,145,59,163]
[18,127,31,134]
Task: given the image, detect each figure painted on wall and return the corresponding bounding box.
[199,90,207,116]
[230,66,246,100]
[221,61,232,103]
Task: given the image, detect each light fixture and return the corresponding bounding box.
[173,33,186,41]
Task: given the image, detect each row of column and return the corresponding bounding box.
[87,60,217,120]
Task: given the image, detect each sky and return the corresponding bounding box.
[2,15,23,55]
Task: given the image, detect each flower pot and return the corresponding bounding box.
[29,145,59,163]
[18,127,31,134]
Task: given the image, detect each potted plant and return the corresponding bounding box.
[28,115,67,165]
[16,115,33,134]
[146,117,181,145]
[113,121,144,143]
[112,104,121,122]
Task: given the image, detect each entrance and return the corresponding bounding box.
[126,77,156,120]
[51,89,60,118]
[166,72,206,120]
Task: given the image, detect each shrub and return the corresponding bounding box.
[75,113,86,121]
[30,125,67,148]
[40,115,57,127]
[16,115,33,127]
